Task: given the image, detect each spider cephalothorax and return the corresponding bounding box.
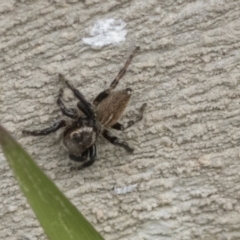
[23,47,146,169]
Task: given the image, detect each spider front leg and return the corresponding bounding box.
[69,148,89,162]
[79,144,97,169]
[59,74,96,120]
[22,120,66,136]
[57,88,77,119]
[111,103,147,131]
[102,129,134,153]
[70,144,97,170]
[93,47,140,106]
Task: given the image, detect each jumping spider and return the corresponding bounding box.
[23,47,146,169]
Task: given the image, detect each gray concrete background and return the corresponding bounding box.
[1,0,240,239]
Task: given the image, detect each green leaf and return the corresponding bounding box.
[0,125,105,240]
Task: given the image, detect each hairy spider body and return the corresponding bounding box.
[63,117,99,156]
[23,47,146,169]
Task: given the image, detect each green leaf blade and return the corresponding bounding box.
[0,125,105,240]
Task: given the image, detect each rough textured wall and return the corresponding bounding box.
[1,0,240,239]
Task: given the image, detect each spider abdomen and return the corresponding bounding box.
[95,88,132,127]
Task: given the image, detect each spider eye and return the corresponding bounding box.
[72,133,78,138]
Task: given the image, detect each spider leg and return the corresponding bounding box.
[109,47,140,91]
[22,120,66,136]
[69,148,89,162]
[69,145,97,170]
[111,103,147,131]
[57,88,77,119]
[102,129,134,153]
[59,74,95,120]
[78,144,97,169]
[70,145,97,170]
[93,91,109,106]
[93,47,140,106]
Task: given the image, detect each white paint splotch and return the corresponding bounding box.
[114,184,137,194]
[82,19,127,47]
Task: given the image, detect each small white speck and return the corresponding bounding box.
[82,18,127,47]
[126,89,132,95]
[114,184,137,194]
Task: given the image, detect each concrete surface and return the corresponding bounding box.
[1,0,240,239]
